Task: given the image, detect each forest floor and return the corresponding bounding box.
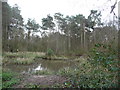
[13,73,68,88]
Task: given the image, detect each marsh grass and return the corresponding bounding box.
[2,57,10,65]
[53,56,68,60]
[4,52,45,58]
[3,52,46,65]
[35,55,69,61]
[13,57,34,65]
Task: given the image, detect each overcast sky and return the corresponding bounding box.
[8,0,119,25]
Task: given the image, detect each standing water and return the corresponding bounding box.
[3,59,77,73]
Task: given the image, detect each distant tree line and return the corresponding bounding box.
[2,2,118,55]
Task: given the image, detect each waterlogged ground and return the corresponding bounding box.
[3,52,79,88]
[3,52,117,88]
[3,59,77,73]
[13,74,68,88]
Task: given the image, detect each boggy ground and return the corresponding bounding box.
[13,73,68,88]
[3,52,73,88]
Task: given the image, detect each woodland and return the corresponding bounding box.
[1,1,119,88]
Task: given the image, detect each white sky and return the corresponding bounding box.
[8,0,119,25]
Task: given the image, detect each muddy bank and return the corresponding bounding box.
[13,74,68,88]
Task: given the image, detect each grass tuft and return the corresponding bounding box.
[13,58,34,65]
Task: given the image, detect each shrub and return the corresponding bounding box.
[58,63,118,88]
[46,49,54,57]
[57,44,118,88]
[89,43,118,71]
[2,72,13,81]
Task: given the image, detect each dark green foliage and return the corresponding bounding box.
[87,10,102,28]
[2,71,20,88]
[26,18,40,31]
[89,43,118,69]
[46,49,54,57]
[62,71,118,88]
[57,44,118,88]
[58,66,118,88]
[2,72,13,81]
[41,14,55,30]
[2,78,20,88]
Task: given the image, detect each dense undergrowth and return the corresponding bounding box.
[2,69,20,88]
[57,44,118,88]
[2,44,119,88]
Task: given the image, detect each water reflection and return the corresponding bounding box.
[3,59,76,73]
[34,64,43,71]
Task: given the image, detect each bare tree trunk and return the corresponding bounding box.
[83,23,86,50]
[81,32,83,48]
[0,1,2,53]
[48,30,52,50]
[47,38,49,50]
[93,30,96,44]
[55,26,59,54]
[81,23,84,51]
[5,19,8,51]
[118,1,120,60]
[56,35,58,53]
[63,38,66,54]
[27,30,31,51]
[68,30,71,52]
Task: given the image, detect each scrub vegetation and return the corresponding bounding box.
[2,0,119,89]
